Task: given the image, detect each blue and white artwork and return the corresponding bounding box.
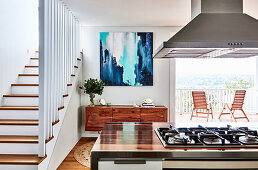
[100,32,153,86]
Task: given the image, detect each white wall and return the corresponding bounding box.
[0,0,38,104]
[80,26,181,135]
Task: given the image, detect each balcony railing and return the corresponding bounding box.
[176,88,256,115]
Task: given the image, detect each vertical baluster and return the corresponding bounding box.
[55,0,59,121]
[51,0,54,133]
[52,0,56,124]
[60,2,64,107]
[188,90,190,113]
[53,0,59,122]
[179,90,182,115]
[57,0,61,115]
[47,0,51,138]
[63,6,68,93]
[58,1,61,108]
[56,0,59,121]
[183,90,185,114]
[66,8,69,87]
[39,0,48,157]
[61,3,64,100]
[73,16,78,66]
[58,0,61,114]
[67,11,70,83]
[48,0,53,138]
[70,13,73,78]
[66,9,69,85]
[71,14,73,74]
[186,90,188,114]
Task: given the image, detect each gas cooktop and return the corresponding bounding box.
[155,125,258,148]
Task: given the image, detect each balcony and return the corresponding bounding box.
[175,88,257,123]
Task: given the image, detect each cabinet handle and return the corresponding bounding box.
[114,160,146,164]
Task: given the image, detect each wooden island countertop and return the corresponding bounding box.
[91,122,258,170]
[92,122,170,152]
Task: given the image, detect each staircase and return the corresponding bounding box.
[0,51,81,170]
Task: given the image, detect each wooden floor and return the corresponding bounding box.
[57,137,97,170]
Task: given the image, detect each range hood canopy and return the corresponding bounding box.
[154,0,258,58]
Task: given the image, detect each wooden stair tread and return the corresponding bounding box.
[25,66,39,68]
[0,106,38,110]
[18,74,39,76]
[0,120,38,126]
[11,84,39,86]
[0,135,38,143]
[77,58,81,61]
[74,66,78,68]
[0,154,45,165]
[3,94,39,97]
[30,58,39,60]
[58,106,64,110]
[52,120,60,126]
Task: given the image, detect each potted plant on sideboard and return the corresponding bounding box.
[80,78,104,106]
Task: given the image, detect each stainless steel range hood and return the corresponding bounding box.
[154,0,258,58]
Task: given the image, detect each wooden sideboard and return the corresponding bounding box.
[85,105,168,131]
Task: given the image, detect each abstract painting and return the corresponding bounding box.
[100,32,153,86]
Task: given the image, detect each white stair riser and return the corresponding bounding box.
[0,165,37,170]
[24,68,39,74]
[0,125,38,135]
[18,76,38,84]
[11,86,38,94]
[29,60,39,66]
[77,60,81,66]
[0,143,38,154]
[3,97,38,106]
[0,110,38,120]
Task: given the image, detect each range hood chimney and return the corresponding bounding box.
[154,0,258,58]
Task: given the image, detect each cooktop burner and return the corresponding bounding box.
[155,125,258,148]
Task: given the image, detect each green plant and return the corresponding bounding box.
[225,77,253,89]
[80,78,104,106]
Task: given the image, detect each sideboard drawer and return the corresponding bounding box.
[112,108,140,122]
[86,107,112,131]
[140,108,167,122]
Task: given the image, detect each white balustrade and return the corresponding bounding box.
[38,0,80,157]
[176,88,256,115]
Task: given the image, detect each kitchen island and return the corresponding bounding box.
[91,122,258,170]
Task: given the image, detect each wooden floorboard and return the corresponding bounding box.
[57,137,97,170]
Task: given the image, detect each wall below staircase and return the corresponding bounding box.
[47,70,82,170]
[0,0,38,104]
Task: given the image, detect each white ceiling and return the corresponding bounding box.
[62,0,258,27]
[62,0,191,26]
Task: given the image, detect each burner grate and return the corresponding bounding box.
[156,125,258,148]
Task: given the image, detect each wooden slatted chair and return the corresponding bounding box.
[191,91,213,122]
[218,90,249,122]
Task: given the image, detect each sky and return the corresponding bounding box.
[176,57,257,76]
